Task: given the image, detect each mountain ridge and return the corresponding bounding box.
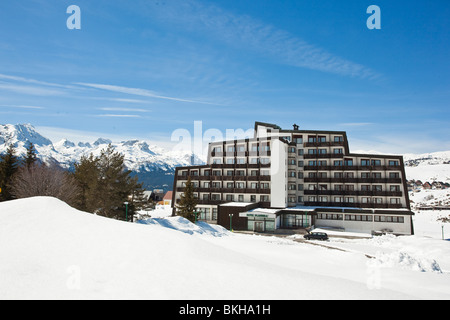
[0,123,202,190]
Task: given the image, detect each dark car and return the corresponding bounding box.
[304,232,328,241]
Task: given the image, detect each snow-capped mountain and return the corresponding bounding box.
[0,124,203,189]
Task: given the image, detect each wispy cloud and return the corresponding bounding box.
[141,0,380,79]
[98,107,150,113]
[96,114,142,118]
[0,104,45,110]
[76,82,219,105]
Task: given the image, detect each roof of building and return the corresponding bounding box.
[163,191,173,200]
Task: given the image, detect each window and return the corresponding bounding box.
[334,196,344,203]
[226,145,235,153]
[390,185,400,192]
[297,172,303,179]
[344,158,353,166]
[297,184,304,191]
[250,182,258,189]
[298,149,304,155]
[389,172,400,179]
[289,147,296,153]
[371,160,381,166]
[288,171,296,177]
[236,158,246,164]
[373,198,383,204]
[390,198,401,204]
[318,149,327,154]
[260,195,269,202]
[361,159,370,166]
[374,216,404,223]
[238,195,244,202]
[318,136,326,142]
[308,136,317,143]
[236,145,245,152]
[236,182,245,189]
[372,172,381,179]
[226,170,233,176]
[334,185,343,191]
[260,158,270,164]
[297,160,304,167]
[373,185,382,191]
[226,182,234,188]
[361,172,370,179]
[361,197,371,203]
[261,170,270,176]
[212,158,222,164]
[288,159,296,165]
[318,196,328,202]
[212,146,222,153]
[334,160,343,166]
[308,149,317,154]
[333,148,343,154]
[226,158,235,164]
[334,136,343,142]
[250,195,256,202]
[226,195,234,201]
[294,137,303,144]
[261,183,269,189]
[389,160,399,166]
[361,185,371,191]
[288,184,296,190]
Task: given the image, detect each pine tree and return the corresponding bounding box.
[0,144,19,201]
[73,144,143,221]
[73,153,99,212]
[24,142,37,169]
[175,176,198,222]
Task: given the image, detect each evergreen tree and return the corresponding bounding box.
[175,176,198,222]
[24,142,37,169]
[0,144,19,201]
[73,153,99,212]
[73,144,143,221]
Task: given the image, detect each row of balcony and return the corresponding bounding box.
[303,201,404,209]
[176,187,271,194]
[177,175,271,181]
[302,177,402,183]
[303,190,403,197]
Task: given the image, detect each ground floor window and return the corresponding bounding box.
[247,217,275,232]
[345,214,373,222]
[374,215,404,223]
[282,213,310,228]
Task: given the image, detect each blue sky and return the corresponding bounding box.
[0,0,449,153]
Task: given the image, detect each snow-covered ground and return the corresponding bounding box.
[0,197,449,300]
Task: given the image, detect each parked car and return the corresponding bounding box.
[304,232,328,241]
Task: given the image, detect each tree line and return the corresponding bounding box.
[0,143,145,221]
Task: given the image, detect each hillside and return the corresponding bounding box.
[0,197,449,300]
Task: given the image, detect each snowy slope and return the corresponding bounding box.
[0,197,449,300]
[404,151,450,182]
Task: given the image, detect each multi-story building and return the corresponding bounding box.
[172,122,414,235]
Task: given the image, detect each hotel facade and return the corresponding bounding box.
[172,122,414,235]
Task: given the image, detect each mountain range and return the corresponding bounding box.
[1,123,450,190]
[0,124,202,191]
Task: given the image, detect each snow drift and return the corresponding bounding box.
[1,197,450,300]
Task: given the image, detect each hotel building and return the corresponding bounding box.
[172,122,414,235]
